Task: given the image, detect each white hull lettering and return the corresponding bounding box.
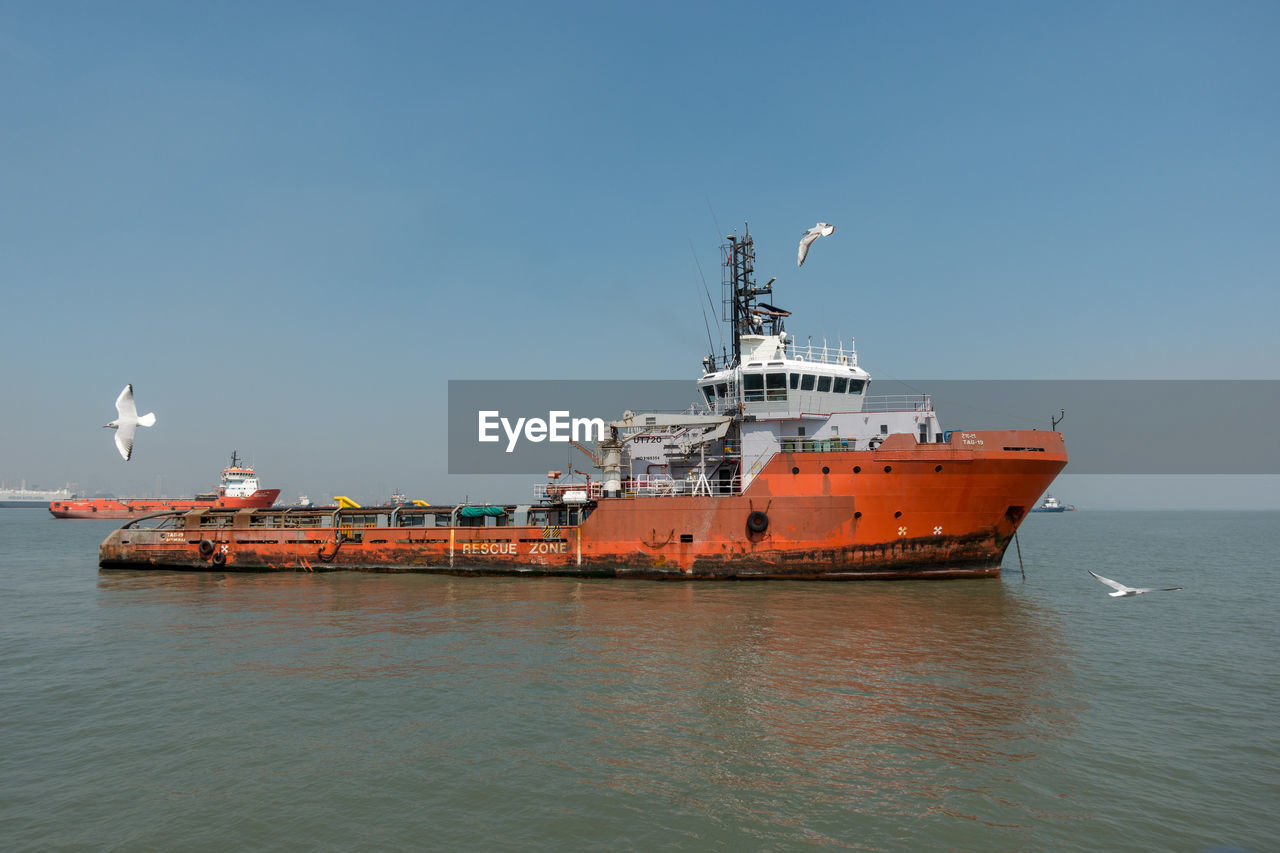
[458,541,566,557]
[527,541,568,555]
[460,543,518,555]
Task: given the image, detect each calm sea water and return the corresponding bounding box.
[1,510,1275,852]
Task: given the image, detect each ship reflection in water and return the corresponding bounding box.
[96,572,1082,835]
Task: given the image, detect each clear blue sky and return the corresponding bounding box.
[2,1,1277,507]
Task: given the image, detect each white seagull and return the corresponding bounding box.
[1088,570,1182,597]
[797,221,835,267]
[104,384,157,461]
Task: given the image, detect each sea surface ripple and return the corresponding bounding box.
[1,510,1275,851]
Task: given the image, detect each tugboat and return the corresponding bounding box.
[53,452,279,519]
[99,227,1067,578]
[1030,494,1075,513]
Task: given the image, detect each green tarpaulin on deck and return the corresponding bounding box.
[459,505,505,518]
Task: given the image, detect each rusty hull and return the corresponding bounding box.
[98,430,1066,580]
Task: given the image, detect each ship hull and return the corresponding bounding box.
[53,490,280,519]
[98,551,1003,580]
[99,431,1066,580]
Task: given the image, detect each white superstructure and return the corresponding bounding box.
[217,452,261,497]
[220,467,261,497]
[691,331,941,492]
[558,227,948,502]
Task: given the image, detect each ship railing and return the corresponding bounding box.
[860,394,933,413]
[535,482,602,501]
[623,474,683,497]
[779,437,864,454]
[535,474,742,500]
[622,473,741,497]
[783,340,858,366]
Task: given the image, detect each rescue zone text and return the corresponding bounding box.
[460,541,570,555]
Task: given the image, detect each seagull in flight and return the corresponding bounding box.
[1088,570,1182,597]
[104,384,157,461]
[797,221,835,267]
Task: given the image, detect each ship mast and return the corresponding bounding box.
[721,225,781,367]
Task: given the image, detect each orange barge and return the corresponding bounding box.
[98,227,1067,579]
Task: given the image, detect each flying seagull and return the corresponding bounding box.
[1088,570,1182,597]
[797,222,835,267]
[104,384,157,461]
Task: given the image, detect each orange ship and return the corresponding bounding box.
[99,228,1066,578]
[55,452,280,519]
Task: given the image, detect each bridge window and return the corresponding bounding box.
[833,377,848,394]
[817,376,832,393]
[848,379,865,394]
[743,373,764,402]
[789,373,800,390]
[800,374,816,391]
[766,372,787,401]
[702,386,714,403]
[716,383,728,398]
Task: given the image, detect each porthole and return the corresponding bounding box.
[884,465,893,473]
[822,466,830,475]
[853,466,861,474]
[792,466,800,475]
[935,465,943,472]
[894,511,902,518]
[854,511,862,519]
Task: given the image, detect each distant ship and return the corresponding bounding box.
[1030,494,1075,513]
[50,452,280,519]
[0,482,73,508]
